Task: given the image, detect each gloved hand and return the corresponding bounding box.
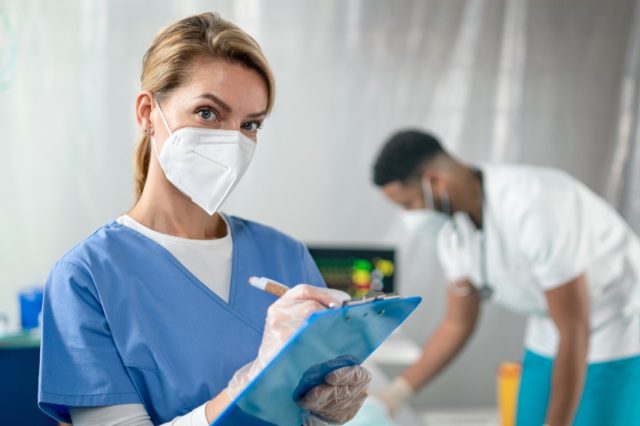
[226,284,351,400]
[372,376,415,417]
[299,365,372,425]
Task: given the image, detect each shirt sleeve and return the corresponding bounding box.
[437,221,467,283]
[39,261,141,423]
[517,193,590,290]
[70,404,152,426]
[436,214,480,286]
[70,403,209,426]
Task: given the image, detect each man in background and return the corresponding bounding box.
[371,129,640,425]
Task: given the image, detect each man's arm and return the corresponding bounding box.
[544,273,590,426]
[402,279,481,390]
[375,279,480,415]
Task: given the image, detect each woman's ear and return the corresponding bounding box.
[135,91,154,135]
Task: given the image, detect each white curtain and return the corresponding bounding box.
[1,0,639,409]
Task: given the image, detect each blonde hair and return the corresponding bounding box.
[134,12,275,200]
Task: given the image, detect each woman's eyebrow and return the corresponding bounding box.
[196,93,232,113]
[196,93,266,118]
[246,110,267,118]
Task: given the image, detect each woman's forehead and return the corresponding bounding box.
[176,59,268,110]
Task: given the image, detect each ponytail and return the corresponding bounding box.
[134,135,151,200]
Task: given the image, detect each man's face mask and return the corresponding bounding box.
[399,178,452,234]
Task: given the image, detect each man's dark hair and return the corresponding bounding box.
[373,129,446,186]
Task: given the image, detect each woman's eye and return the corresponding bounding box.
[196,108,217,121]
[242,121,263,132]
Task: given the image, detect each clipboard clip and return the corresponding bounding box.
[342,292,401,307]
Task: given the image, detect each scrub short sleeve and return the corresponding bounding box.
[438,222,465,282]
[39,261,141,423]
[436,214,480,286]
[517,194,589,290]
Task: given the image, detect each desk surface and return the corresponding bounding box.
[421,408,498,426]
[0,331,40,349]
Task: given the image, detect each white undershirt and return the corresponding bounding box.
[117,214,233,302]
[70,215,234,426]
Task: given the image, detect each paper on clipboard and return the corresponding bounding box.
[212,295,422,426]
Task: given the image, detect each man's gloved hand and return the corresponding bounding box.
[372,376,415,417]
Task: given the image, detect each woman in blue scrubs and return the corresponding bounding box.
[38,12,370,426]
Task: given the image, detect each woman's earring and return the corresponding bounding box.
[144,127,150,135]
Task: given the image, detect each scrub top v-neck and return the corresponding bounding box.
[38,215,325,424]
[117,214,233,303]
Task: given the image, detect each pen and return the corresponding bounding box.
[248,276,337,308]
[248,276,290,297]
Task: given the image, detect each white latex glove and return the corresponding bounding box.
[372,376,415,417]
[226,284,350,400]
[299,365,372,425]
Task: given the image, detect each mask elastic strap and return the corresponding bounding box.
[154,97,173,135]
[421,179,436,210]
[151,97,173,160]
[440,188,452,216]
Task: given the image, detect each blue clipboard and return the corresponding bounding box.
[212,295,422,426]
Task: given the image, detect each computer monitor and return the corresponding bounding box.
[307,246,396,298]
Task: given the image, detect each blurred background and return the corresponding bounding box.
[2,0,640,423]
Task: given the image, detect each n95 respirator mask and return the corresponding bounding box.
[152,100,256,215]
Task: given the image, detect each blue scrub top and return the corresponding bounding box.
[38,216,325,424]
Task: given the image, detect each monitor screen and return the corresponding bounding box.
[307,246,396,298]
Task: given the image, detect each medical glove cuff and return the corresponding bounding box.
[376,376,414,416]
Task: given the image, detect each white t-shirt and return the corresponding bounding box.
[437,164,640,362]
[117,214,233,303]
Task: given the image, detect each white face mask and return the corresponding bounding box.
[400,209,448,234]
[152,99,256,215]
[400,178,451,234]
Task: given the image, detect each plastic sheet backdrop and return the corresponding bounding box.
[1,0,639,413]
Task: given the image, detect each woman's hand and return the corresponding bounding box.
[261,284,351,353]
[299,365,372,425]
[205,285,352,422]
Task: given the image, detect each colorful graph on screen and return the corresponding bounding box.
[307,247,396,298]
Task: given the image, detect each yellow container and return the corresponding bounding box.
[497,362,521,426]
